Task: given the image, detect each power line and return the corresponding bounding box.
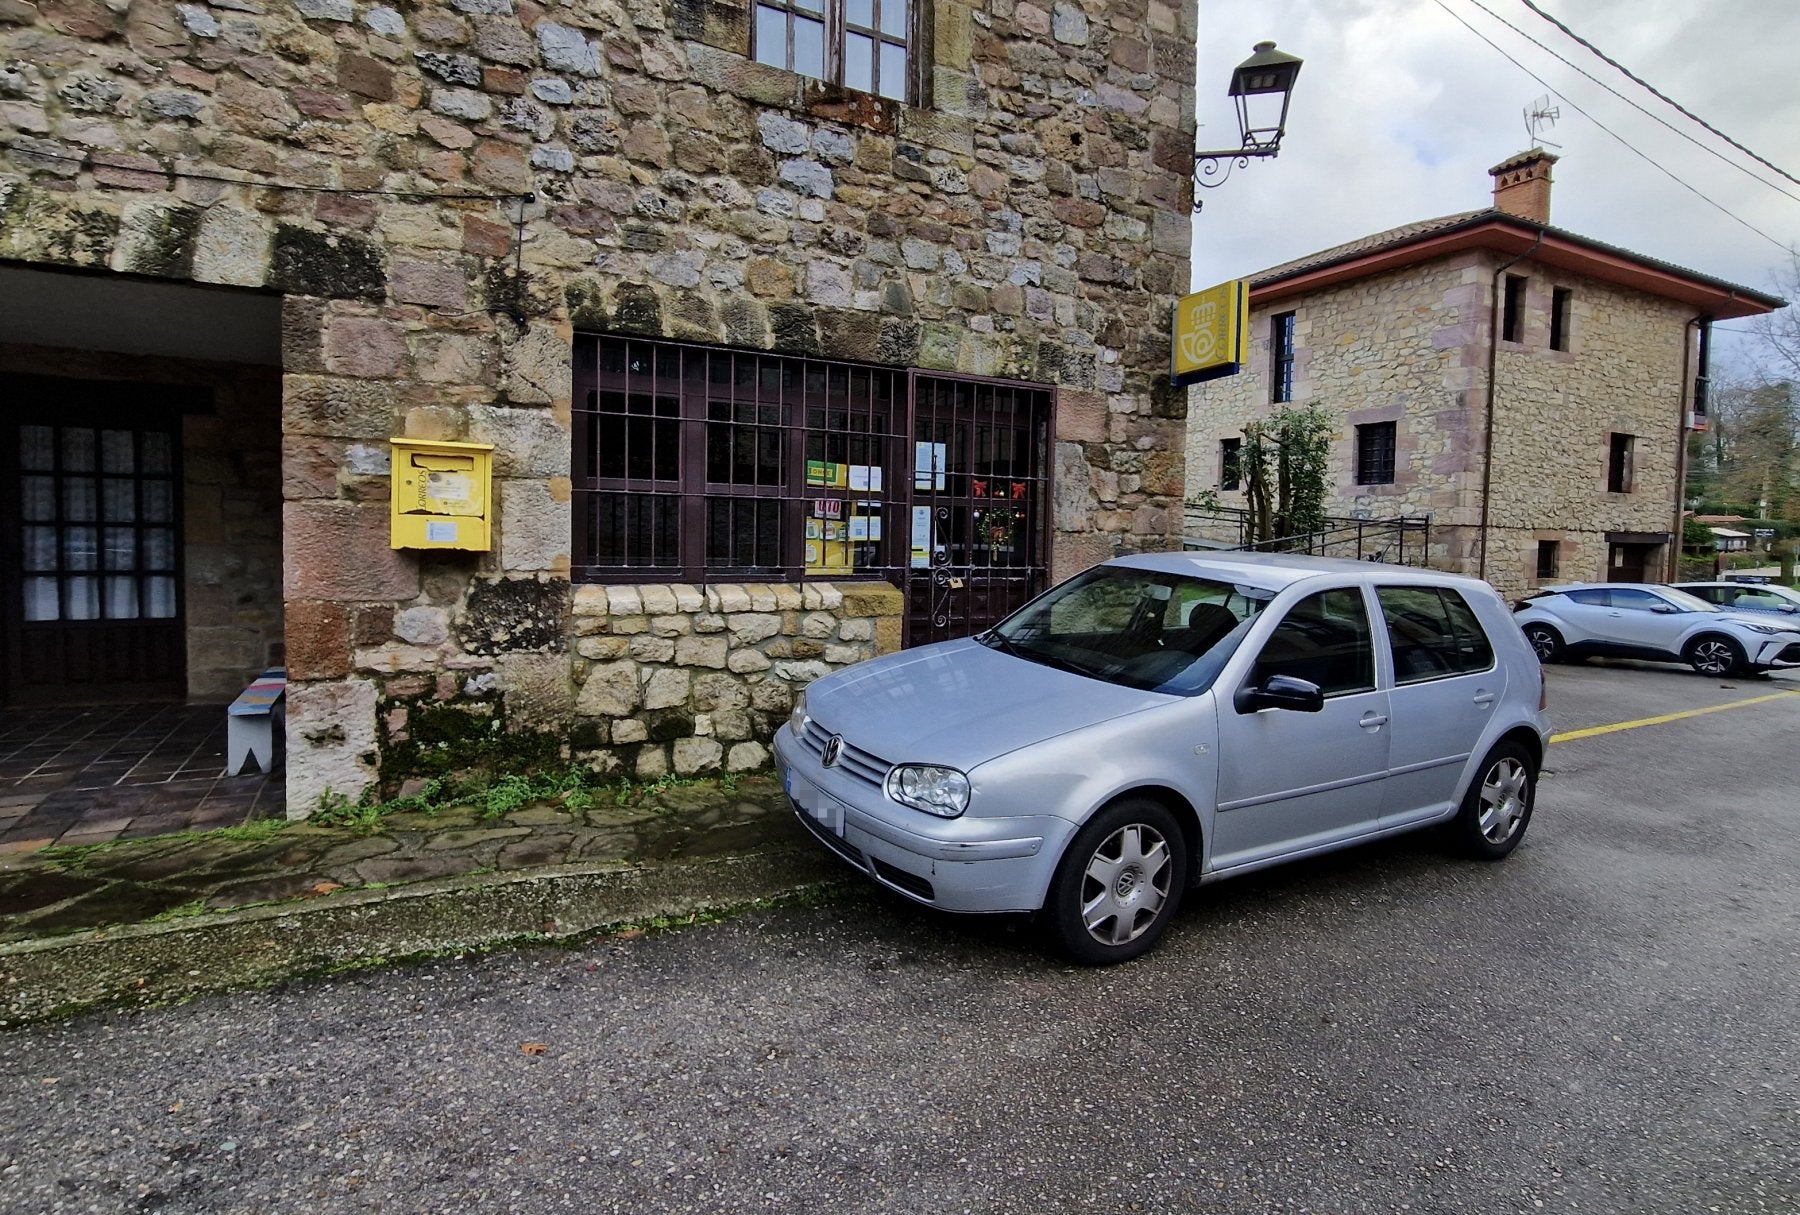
[1518,0,1800,191]
[1458,0,1800,207]
[1430,0,1791,253]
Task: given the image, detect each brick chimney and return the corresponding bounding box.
[1489,148,1558,223]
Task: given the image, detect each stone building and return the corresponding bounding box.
[0,0,1199,812]
[1185,149,1782,600]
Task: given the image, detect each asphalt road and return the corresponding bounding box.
[3,662,1797,1215]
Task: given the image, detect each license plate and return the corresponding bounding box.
[787,769,844,837]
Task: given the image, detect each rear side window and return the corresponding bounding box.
[1565,588,1610,606]
[1376,586,1496,683]
[1252,588,1376,697]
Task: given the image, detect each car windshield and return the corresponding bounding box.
[1658,587,1720,612]
[984,566,1273,693]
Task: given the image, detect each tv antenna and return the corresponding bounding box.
[1524,95,1562,147]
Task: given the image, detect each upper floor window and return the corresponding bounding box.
[1607,433,1634,493]
[754,0,913,102]
[1270,311,1296,403]
[1355,421,1396,486]
[1536,539,1559,580]
[1550,287,1572,351]
[1502,274,1527,343]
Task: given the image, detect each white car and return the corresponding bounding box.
[1513,583,1800,676]
[776,553,1551,965]
[1671,580,1800,618]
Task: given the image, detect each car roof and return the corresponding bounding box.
[1107,550,1491,594]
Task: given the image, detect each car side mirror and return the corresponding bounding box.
[1234,674,1326,714]
[1650,604,1675,613]
[1781,603,1798,613]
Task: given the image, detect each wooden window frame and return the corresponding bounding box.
[752,0,917,104]
[1355,421,1396,486]
[1270,311,1296,404]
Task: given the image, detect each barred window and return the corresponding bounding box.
[754,0,914,103]
[1355,421,1396,486]
[1270,311,1296,404]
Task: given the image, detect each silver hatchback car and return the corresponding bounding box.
[774,552,1551,964]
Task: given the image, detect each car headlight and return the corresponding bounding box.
[788,688,809,735]
[885,764,971,818]
[1743,622,1787,635]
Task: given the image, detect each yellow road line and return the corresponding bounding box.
[1551,689,1800,744]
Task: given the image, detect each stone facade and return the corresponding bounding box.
[1187,252,1698,602]
[1,0,1197,812]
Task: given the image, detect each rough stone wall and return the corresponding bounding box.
[568,580,902,780]
[1185,252,1692,600]
[0,0,1197,812]
[0,342,283,702]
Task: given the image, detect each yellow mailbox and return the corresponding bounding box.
[390,438,494,551]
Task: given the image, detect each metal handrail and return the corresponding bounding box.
[1183,503,1433,566]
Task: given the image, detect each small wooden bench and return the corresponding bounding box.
[225,667,286,776]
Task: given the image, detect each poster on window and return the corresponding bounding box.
[914,442,947,490]
[847,464,883,492]
[910,505,933,568]
[806,460,849,489]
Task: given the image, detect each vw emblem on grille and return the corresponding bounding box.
[820,735,844,768]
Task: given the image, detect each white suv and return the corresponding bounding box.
[1513,583,1800,676]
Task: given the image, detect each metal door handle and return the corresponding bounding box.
[1359,713,1389,729]
[1472,691,1496,706]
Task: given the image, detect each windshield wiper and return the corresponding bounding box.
[980,631,1098,678]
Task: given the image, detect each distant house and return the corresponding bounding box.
[1710,528,1752,553]
[1186,149,1784,598]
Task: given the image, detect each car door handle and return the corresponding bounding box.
[1471,691,1496,706]
[1359,712,1389,730]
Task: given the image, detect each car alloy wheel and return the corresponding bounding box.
[1047,798,1188,965]
[1522,623,1561,662]
[1454,740,1536,860]
[1686,635,1743,677]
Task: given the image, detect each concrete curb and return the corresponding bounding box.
[0,843,847,1027]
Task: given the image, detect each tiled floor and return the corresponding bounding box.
[0,703,283,854]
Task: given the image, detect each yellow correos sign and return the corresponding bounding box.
[1171,279,1249,385]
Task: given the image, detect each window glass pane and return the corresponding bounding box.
[20,424,54,471]
[878,44,907,98]
[22,475,55,521]
[24,526,57,571]
[104,479,137,522]
[795,0,824,12]
[1440,590,1495,672]
[102,429,134,473]
[591,493,680,569]
[1254,588,1375,696]
[64,526,97,571]
[878,0,907,36]
[141,430,173,474]
[145,575,178,619]
[105,526,137,571]
[106,576,138,619]
[707,498,782,570]
[62,427,95,471]
[24,577,60,621]
[847,0,873,26]
[793,15,825,79]
[1377,586,1457,683]
[64,477,96,522]
[143,528,176,569]
[143,480,174,523]
[845,32,873,94]
[66,576,99,620]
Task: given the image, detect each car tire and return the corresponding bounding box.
[1684,633,1745,677]
[1453,740,1536,861]
[1045,797,1188,966]
[1522,622,1563,663]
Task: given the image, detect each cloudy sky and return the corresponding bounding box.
[1189,0,1800,375]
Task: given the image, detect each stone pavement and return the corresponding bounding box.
[0,774,849,1025]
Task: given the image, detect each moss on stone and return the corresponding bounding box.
[270,224,386,300]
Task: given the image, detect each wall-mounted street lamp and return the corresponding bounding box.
[1194,40,1304,211]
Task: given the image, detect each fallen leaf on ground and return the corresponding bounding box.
[311,882,344,896]
[521,1042,548,1056]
